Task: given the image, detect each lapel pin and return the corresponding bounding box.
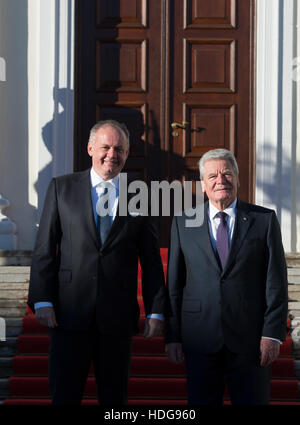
[242,217,248,221]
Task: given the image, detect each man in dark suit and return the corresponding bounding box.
[165,148,288,405]
[28,120,166,405]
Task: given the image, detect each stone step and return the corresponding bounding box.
[0,251,31,267]
[0,378,9,399]
[0,337,18,357]
[286,254,300,268]
[289,291,300,301]
[0,308,27,318]
[0,274,29,283]
[289,310,300,319]
[288,277,300,284]
[0,290,29,300]
[288,267,300,276]
[0,266,30,274]
[5,318,23,337]
[0,318,23,341]
[288,285,300,292]
[0,300,27,308]
[0,358,13,378]
[295,360,300,378]
[288,302,300,311]
[0,282,29,290]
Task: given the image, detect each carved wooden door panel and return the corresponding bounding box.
[74,0,255,246]
[169,0,255,205]
[74,0,164,183]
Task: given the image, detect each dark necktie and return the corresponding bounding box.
[96,187,111,246]
[216,211,229,269]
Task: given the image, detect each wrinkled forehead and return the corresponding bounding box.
[95,126,127,147]
[203,158,236,174]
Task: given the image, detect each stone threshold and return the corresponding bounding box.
[0,251,32,266]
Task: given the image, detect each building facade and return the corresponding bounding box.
[0,0,299,255]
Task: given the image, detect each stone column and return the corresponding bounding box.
[256,0,299,253]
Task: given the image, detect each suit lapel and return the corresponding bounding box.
[72,169,100,249]
[101,206,127,249]
[222,199,253,274]
[100,187,136,250]
[193,202,221,272]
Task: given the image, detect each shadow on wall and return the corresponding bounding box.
[34,0,74,225]
[35,87,74,221]
[256,143,298,251]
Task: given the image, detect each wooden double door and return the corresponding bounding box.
[74,0,255,246]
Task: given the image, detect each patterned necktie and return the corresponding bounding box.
[96,186,111,246]
[216,211,229,269]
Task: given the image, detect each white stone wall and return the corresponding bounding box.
[28,0,74,225]
[0,0,74,250]
[256,0,300,253]
[0,0,299,252]
[0,0,31,249]
[296,0,300,254]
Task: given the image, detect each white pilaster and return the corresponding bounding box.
[28,0,74,224]
[0,0,74,250]
[256,0,299,253]
[0,57,13,249]
[295,0,300,253]
[256,0,280,210]
[0,0,29,249]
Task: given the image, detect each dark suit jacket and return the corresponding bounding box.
[28,169,166,336]
[165,199,288,355]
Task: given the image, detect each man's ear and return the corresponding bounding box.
[87,141,93,157]
[200,179,206,193]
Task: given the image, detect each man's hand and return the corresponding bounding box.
[143,318,163,338]
[260,337,280,367]
[165,342,183,364]
[35,306,58,328]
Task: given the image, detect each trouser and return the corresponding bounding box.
[185,345,271,405]
[48,327,133,405]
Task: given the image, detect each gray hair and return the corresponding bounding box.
[89,120,130,149]
[198,149,239,179]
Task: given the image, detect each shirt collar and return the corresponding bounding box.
[209,198,237,221]
[90,167,119,189]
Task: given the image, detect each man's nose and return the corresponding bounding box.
[216,173,226,183]
[107,147,117,158]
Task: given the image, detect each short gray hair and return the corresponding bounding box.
[89,120,130,149]
[198,149,239,178]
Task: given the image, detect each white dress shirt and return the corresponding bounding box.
[90,166,119,223]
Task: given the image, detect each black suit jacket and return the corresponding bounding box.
[165,200,288,354]
[28,169,166,336]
